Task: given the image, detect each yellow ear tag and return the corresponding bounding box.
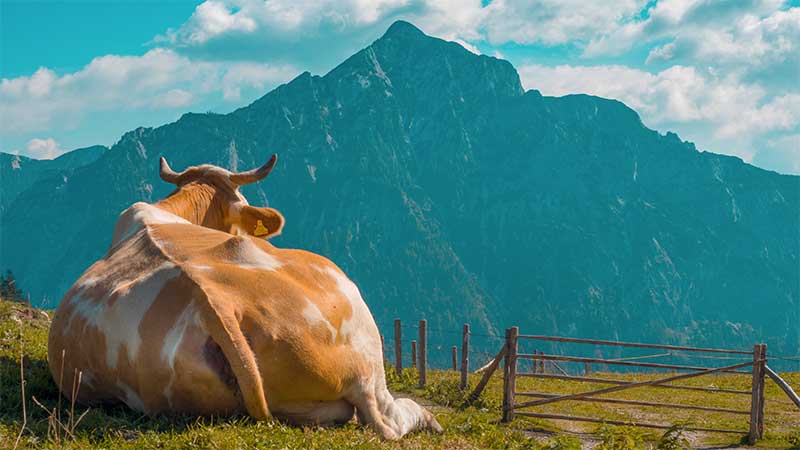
[253,220,270,237]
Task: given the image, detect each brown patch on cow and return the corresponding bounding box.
[203,336,240,394]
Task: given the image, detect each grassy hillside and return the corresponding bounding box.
[1,298,798,449]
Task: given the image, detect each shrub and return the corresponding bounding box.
[657,424,692,450]
[596,424,647,450]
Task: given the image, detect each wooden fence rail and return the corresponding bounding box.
[764,365,800,410]
[517,353,752,374]
[517,334,754,355]
[517,372,752,395]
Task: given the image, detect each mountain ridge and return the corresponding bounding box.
[1,21,796,364]
[0,145,107,216]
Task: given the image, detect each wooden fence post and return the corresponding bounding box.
[502,326,519,422]
[584,361,591,375]
[460,324,470,389]
[394,319,402,376]
[464,345,506,407]
[419,319,427,388]
[452,346,458,371]
[749,344,764,444]
[758,344,767,439]
[411,340,417,368]
[539,351,546,374]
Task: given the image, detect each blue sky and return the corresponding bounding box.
[2,0,798,174]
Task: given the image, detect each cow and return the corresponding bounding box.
[47,154,442,439]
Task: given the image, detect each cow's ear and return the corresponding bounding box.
[239,205,284,239]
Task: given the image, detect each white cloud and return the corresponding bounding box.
[24,138,62,159]
[179,0,257,45]
[518,63,800,167]
[754,133,800,174]
[150,0,482,75]
[585,1,798,77]
[645,42,676,64]
[482,0,646,46]
[157,0,648,54]
[153,88,194,108]
[0,48,296,135]
[156,0,416,47]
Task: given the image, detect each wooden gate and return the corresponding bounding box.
[498,327,770,444]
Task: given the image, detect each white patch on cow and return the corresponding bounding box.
[159,300,202,410]
[64,292,105,334]
[324,268,360,304]
[106,262,179,368]
[69,262,180,369]
[302,298,337,341]
[322,267,380,362]
[230,239,283,271]
[163,383,174,409]
[113,203,191,247]
[117,381,146,413]
[63,274,106,324]
[76,275,103,291]
[192,264,213,271]
[161,301,198,369]
[143,204,191,225]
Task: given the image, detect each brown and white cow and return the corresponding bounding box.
[48,154,441,439]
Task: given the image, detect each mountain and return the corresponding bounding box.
[0,145,107,216]
[1,21,797,364]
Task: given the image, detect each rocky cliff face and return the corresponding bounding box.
[0,145,106,215]
[1,21,797,361]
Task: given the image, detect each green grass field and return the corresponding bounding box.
[1,298,798,449]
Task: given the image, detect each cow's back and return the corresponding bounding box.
[148,223,384,410]
[50,220,382,415]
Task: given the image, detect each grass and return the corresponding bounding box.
[1,297,799,449]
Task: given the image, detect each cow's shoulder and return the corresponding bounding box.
[110,202,190,249]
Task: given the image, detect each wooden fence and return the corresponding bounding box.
[476,327,800,445]
[387,319,472,390]
[382,320,800,445]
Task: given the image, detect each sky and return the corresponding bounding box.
[1,0,798,175]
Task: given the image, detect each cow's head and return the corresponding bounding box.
[157,154,284,239]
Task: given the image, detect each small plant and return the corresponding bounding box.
[596,424,647,450]
[788,430,800,449]
[384,361,418,389]
[12,343,26,450]
[658,424,692,450]
[548,434,583,450]
[424,378,468,407]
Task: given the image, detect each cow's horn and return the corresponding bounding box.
[230,154,278,185]
[159,157,184,184]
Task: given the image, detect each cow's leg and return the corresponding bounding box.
[273,399,355,426]
[347,379,442,440]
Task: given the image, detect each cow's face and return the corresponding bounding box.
[158,154,284,239]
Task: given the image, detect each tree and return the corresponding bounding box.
[0,269,26,302]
